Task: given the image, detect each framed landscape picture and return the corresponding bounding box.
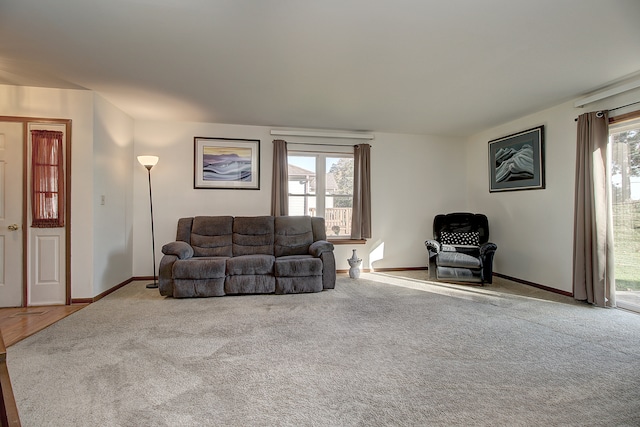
[488,126,545,192]
[194,137,260,189]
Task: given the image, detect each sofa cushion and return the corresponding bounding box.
[173,257,227,279]
[275,255,323,277]
[436,266,482,282]
[311,217,328,241]
[233,216,275,256]
[176,217,194,243]
[275,276,323,294]
[440,231,480,247]
[173,278,226,298]
[274,216,314,257]
[226,254,275,276]
[441,245,480,257]
[225,275,275,294]
[436,251,482,269]
[191,216,233,257]
[434,212,490,245]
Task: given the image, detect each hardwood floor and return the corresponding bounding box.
[0,305,87,347]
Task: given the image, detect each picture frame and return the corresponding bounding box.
[488,125,544,192]
[194,137,260,189]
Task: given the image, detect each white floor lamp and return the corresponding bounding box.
[138,155,159,289]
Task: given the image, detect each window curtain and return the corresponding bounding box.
[31,130,65,228]
[271,139,289,216]
[572,111,615,307]
[351,143,371,239]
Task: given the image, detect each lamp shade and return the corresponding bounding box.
[137,155,159,168]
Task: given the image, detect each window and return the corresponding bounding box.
[31,130,65,228]
[288,152,354,238]
[609,117,640,312]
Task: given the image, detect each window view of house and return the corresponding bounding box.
[288,154,354,238]
[610,118,640,312]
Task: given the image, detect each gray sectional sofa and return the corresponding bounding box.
[158,215,336,298]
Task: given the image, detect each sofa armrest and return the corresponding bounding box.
[161,241,194,259]
[479,242,497,257]
[309,240,335,257]
[479,242,497,284]
[320,251,336,290]
[158,254,177,297]
[424,239,441,255]
[424,239,441,280]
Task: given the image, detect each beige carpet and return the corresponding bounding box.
[8,273,640,426]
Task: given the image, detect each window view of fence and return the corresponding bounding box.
[310,207,352,236]
[288,154,354,238]
[610,119,640,310]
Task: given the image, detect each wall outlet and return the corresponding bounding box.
[100,195,105,205]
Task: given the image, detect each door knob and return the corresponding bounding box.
[7,224,19,231]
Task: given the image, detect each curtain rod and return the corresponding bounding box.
[609,100,640,112]
[270,129,374,140]
[574,101,640,121]
[274,141,372,148]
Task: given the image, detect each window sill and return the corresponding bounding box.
[327,238,367,245]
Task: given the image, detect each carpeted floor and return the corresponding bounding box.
[8,273,640,426]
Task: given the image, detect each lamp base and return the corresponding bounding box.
[146,283,158,289]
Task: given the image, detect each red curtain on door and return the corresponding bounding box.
[31,130,64,228]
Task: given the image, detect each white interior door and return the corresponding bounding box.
[27,123,66,306]
[0,122,24,308]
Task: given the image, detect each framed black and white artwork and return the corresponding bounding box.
[488,126,544,192]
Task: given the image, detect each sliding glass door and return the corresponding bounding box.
[610,117,640,312]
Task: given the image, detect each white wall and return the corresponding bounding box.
[133,121,273,277]
[0,84,95,299]
[466,87,640,293]
[356,132,467,271]
[93,94,135,295]
[466,101,577,292]
[133,121,467,275]
[8,82,637,298]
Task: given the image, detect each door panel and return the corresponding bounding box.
[27,123,66,306]
[30,234,63,305]
[0,123,23,307]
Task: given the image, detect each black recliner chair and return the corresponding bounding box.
[424,213,497,285]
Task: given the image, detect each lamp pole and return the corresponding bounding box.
[138,156,159,289]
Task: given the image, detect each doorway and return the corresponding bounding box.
[0,122,24,307]
[0,117,71,307]
[610,116,640,312]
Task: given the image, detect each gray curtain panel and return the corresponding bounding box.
[573,111,615,307]
[351,143,371,239]
[271,139,289,216]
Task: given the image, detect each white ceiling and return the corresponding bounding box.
[1,0,639,137]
